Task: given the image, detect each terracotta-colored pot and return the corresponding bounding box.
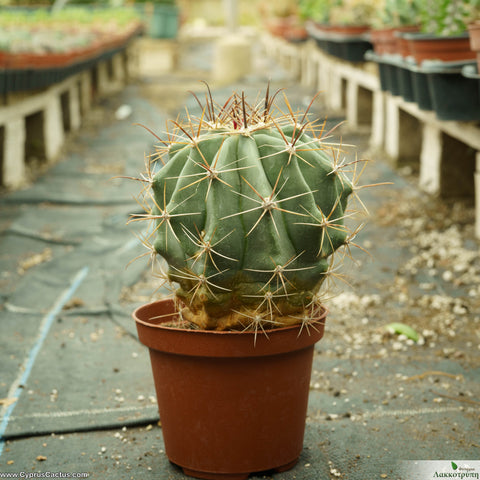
[265,17,292,38]
[468,23,480,50]
[328,24,370,36]
[370,26,419,55]
[30,51,79,68]
[0,51,8,68]
[370,28,398,55]
[405,33,475,63]
[392,26,421,57]
[313,22,335,34]
[286,25,309,42]
[134,299,326,480]
[468,23,480,72]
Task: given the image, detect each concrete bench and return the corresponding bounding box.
[0,48,133,190]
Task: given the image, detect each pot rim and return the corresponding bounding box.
[133,298,327,358]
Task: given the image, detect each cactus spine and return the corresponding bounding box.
[131,86,368,331]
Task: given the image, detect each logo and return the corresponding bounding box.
[400,461,480,480]
[433,462,479,479]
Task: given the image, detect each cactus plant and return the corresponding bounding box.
[130,86,369,332]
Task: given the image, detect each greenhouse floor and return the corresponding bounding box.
[1,32,479,480]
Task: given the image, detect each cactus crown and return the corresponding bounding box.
[130,85,369,332]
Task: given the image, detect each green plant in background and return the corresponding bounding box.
[259,0,298,18]
[135,0,177,4]
[0,7,141,53]
[298,0,338,23]
[417,0,480,35]
[370,0,421,28]
[129,86,374,332]
[328,0,383,26]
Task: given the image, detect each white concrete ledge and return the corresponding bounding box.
[0,49,133,190]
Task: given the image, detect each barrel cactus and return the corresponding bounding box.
[130,86,368,331]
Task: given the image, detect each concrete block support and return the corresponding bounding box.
[96,61,111,96]
[327,68,344,112]
[95,55,127,95]
[370,90,385,150]
[419,123,442,194]
[68,82,82,132]
[384,97,422,166]
[317,57,329,97]
[440,133,476,198]
[346,80,359,129]
[79,70,92,115]
[44,94,65,162]
[384,96,400,160]
[301,42,317,87]
[112,53,126,86]
[2,118,26,188]
[419,125,476,199]
[126,43,140,78]
[346,81,374,129]
[282,43,302,79]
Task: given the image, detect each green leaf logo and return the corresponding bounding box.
[452,462,458,470]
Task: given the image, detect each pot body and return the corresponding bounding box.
[134,299,326,480]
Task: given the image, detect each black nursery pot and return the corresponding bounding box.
[422,60,480,121]
[328,37,372,62]
[409,64,433,111]
[461,64,480,98]
[397,59,415,102]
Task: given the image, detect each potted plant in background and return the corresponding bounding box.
[0,7,142,93]
[261,0,308,42]
[128,86,374,479]
[403,0,477,62]
[401,0,480,120]
[328,0,378,35]
[368,0,420,56]
[305,0,376,61]
[300,0,336,51]
[299,0,333,29]
[135,0,180,39]
[365,0,421,101]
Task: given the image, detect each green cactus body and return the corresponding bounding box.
[143,90,357,330]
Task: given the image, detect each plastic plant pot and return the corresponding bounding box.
[408,62,433,111]
[421,60,480,121]
[461,64,480,98]
[134,298,327,480]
